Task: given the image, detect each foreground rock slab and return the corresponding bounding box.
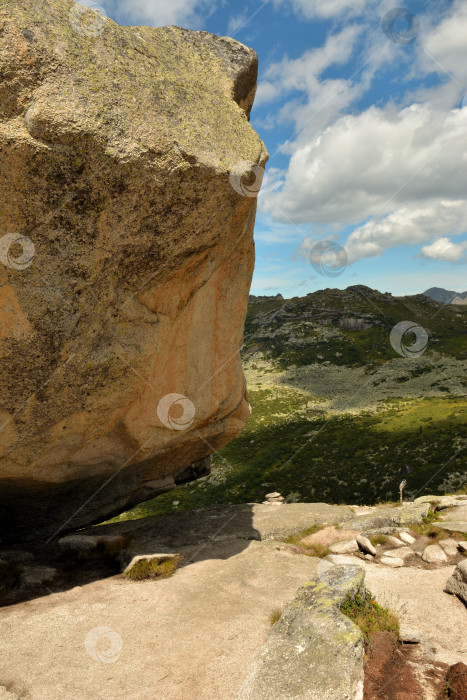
[78,503,355,548]
[236,566,365,700]
[0,538,320,700]
[0,0,267,543]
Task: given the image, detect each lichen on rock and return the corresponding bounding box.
[236,565,365,700]
[0,0,268,542]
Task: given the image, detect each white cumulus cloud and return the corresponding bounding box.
[421,236,467,262]
[262,104,467,255]
[273,0,371,20]
[102,0,219,28]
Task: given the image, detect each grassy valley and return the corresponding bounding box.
[106,286,467,523]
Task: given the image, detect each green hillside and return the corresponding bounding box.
[105,287,467,524]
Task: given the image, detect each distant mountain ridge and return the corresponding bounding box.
[244,285,467,368]
[423,287,467,305]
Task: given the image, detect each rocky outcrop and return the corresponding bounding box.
[0,0,268,542]
[445,560,467,603]
[236,565,365,700]
[344,502,431,532]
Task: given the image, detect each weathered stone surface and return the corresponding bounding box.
[0,0,268,542]
[440,505,467,521]
[326,554,366,569]
[398,532,416,545]
[356,535,376,556]
[345,503,430,532]
[0,550,33,564]
[21,566,57,585]
[445,560,467,603]
[386,536,405,548]
[329,539,359,554]
[58,533,125,554]
[413,495,467,508]
[75,503,354,551]
[399,628,421,644]
[380,556,404,568]
[383,546,414,560]
[444,662,467,700]
[438,538,461,558]
[436,522,467,534]
[300,526,358,549]
[459,542,467,553]
[0,688,19,700]
[436,498,467,510]
[236,566,365,700]
[422,544,448,564]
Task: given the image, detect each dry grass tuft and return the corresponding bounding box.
[269,606,284,626]
[125,555,182,581]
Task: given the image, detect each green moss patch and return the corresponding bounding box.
[124,555,181,581]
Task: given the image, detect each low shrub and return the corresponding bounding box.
[370,535,388,546]
[340,589,399,644]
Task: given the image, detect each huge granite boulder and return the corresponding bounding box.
[0,0,267,542]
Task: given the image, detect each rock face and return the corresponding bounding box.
[445,662,467,700]
[445,560,467,603]
[236,566,365,700]
[0,0,267,542]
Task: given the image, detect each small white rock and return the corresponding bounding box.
[386,536,405,549]
[399,532,416,545]
[458,541,467,553]
[422,544,448,564]
[356,535,376,556]
[383,546,414,560]
[325,554,365,568]
[22,566,57,585]
[329,539,359,554]
[381,556,404,568]
[438,538,460,558]
[399,628,421,644]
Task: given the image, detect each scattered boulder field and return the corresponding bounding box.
[1,496,466,699]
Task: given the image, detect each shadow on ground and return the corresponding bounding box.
[0,504,263,607]
[0,502,353,608]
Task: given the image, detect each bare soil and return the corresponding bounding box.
[364,632,447,700]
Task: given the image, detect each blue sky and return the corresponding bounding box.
[93,0,466,298]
